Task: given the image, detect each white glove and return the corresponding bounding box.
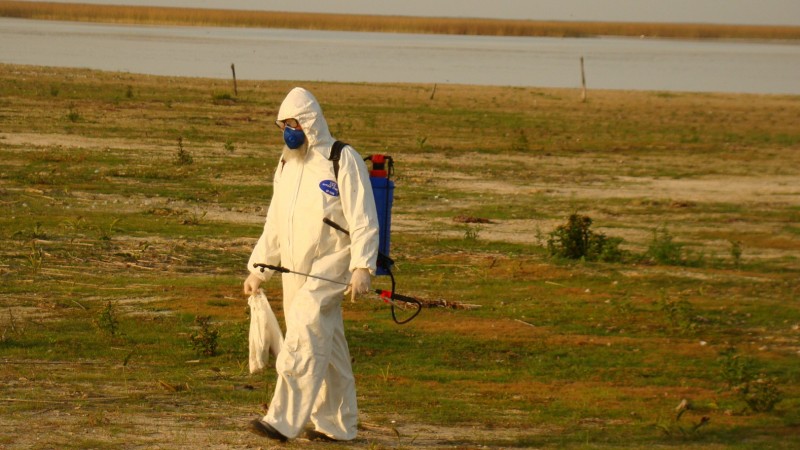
[344,268,371,303]
[243,271,272,295]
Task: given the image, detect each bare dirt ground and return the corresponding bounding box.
[1,360,534,449]
[0,408,509,449]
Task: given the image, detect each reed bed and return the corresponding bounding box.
[2,0,799,40]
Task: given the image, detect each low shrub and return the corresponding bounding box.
[189,315,219,357]
[645,225,684,264]
[718,347,783,412]
[547,213,624,262]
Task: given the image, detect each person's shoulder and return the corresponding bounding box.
[341,143,361,158]
[344,147,371,174]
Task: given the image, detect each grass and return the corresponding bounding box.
[1,63,799,448]
[1,0,799,41]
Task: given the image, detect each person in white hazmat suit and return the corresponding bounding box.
[243,87,379,442]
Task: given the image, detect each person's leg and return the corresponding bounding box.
[309,306,358,440]
[262,277,340,438]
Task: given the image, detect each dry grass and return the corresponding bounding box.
[1,0,799,40]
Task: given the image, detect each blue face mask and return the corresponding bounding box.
[283,126,306,149]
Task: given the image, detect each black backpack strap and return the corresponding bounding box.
[329,141,347,180]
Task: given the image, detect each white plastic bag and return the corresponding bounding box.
[248,289,284,374]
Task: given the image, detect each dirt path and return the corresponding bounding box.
[1,375,534,449]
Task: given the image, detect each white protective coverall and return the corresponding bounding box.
[247,87,379,441]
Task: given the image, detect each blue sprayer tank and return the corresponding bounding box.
[366,155,394,276]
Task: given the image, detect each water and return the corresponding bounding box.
[21,0,800,26]
[1,18,799,94]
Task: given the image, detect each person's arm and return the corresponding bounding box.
[244,160,283,293]
[338,146,379,273]
[248,197,281,277]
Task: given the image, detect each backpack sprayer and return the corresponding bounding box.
[360,153,422,324]
[254,144,421,324]
[364,154,394,276]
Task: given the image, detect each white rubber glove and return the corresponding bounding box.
[344,268,371,303]
[243,271,272,295]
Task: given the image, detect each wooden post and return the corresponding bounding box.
[580,56,587,102]
[430,83,437,100]
[230,63,238,96]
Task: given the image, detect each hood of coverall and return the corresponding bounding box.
[277,87,335,156]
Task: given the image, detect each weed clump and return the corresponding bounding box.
[96,218,121,241]
[174,137,193,165]
[95,301,120,337]
[26,241,45,277]
[416,136,428,150]
[212,92,236,105]
[646,225,684,264]
[1,311,22,344]
[65,103,82,122]
[180,210,207,225]
[718,347,783,413]
[730,240,743,267]
[463,224,482,241]
[547,213,624,262]
[644,226,710,267]
[657,294,707,335]
[511,129,529,151]
[13,223,48,241]
[189,315,219,356]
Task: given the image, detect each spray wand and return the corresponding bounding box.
[253,263,422,324]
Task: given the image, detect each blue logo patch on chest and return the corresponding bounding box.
[319,180,339,197]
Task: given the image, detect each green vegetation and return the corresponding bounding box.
[1,64,799,448]
[547,213,624,262]
[173,136,194,166]
[189,315,220,356]
[94,300,121,337]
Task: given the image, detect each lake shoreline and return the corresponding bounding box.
[2,0,800,41]
[3,17,799,95]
